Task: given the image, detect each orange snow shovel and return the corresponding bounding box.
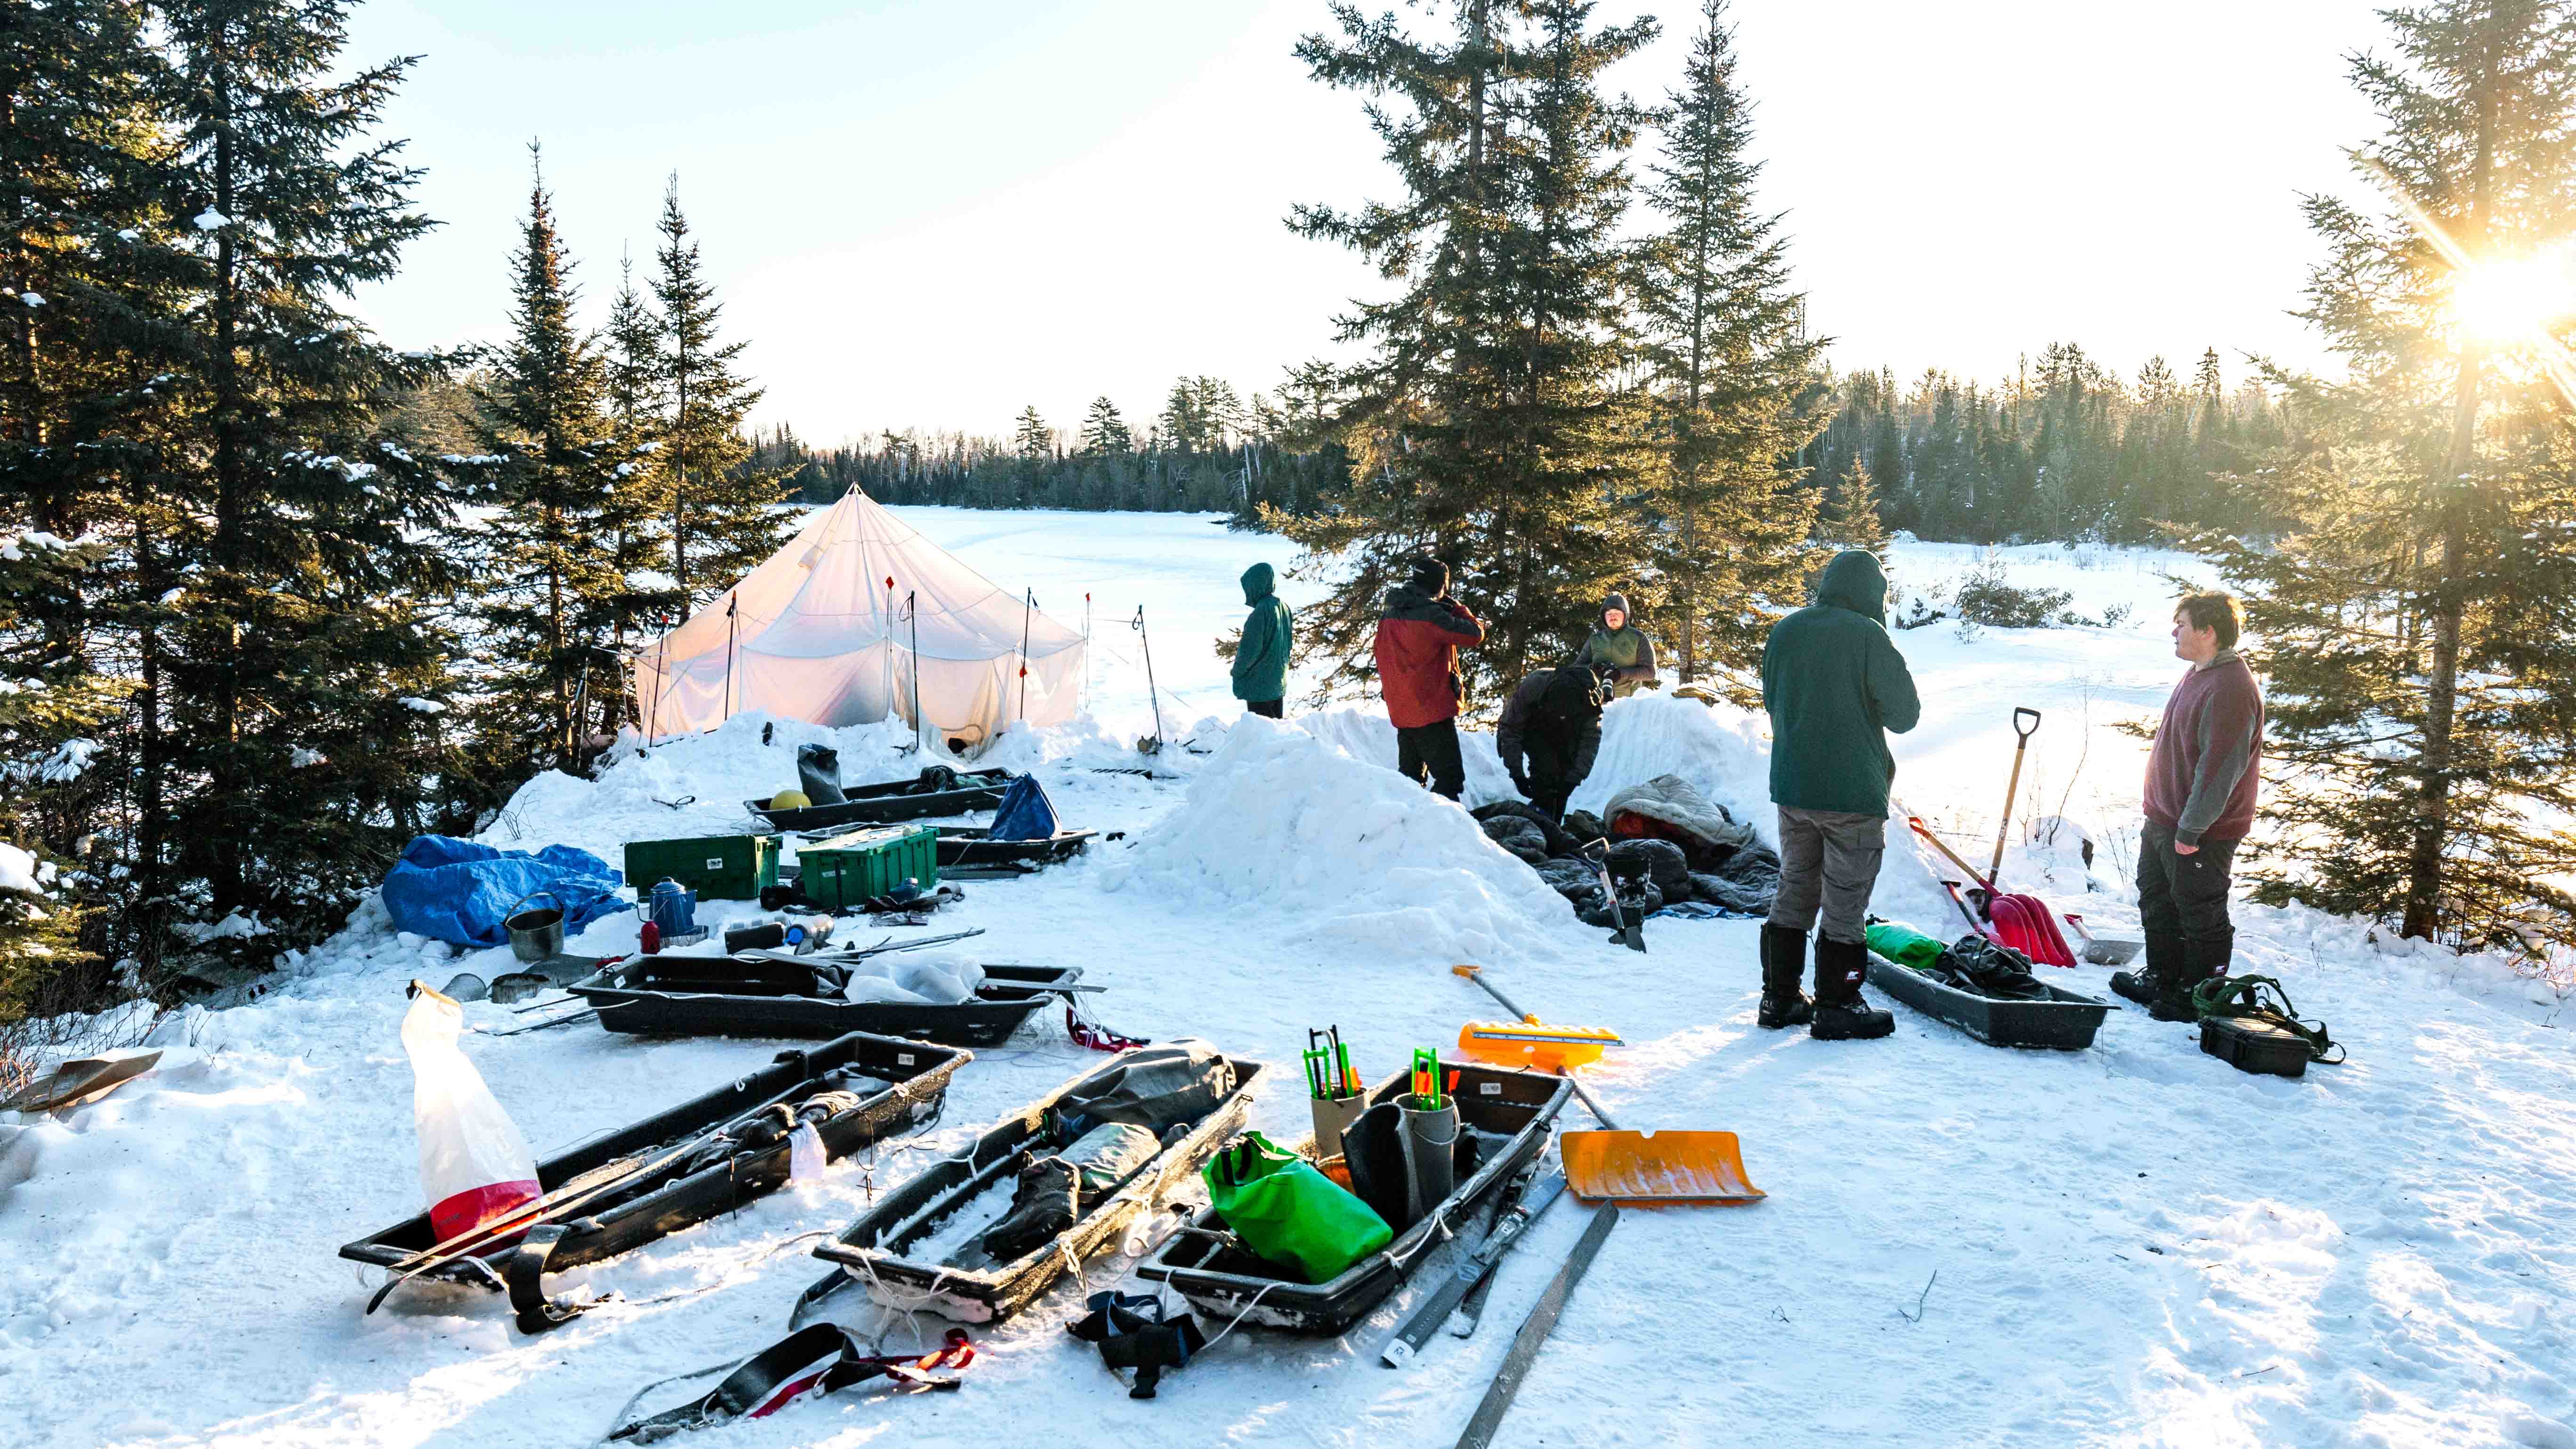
[1451,965,1763,1207]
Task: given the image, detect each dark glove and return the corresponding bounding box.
[1510,772,1531,798]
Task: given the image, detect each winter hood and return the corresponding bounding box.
[1600,593,1632,628]
[1241,562,1276,606]
[1814,550,1888,628]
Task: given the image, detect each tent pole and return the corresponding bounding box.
[1015,588,1034,728]
[645,626,665,752]
[1133,604,1165,749]
[908,588,925,755]
[723,593,738,724]
[883,575,895,728]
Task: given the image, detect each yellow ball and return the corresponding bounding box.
[769,789,813,810]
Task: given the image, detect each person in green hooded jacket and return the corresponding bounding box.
[1756,549,1920,1042]
[1231,562,1294,718]
[1577,593,1659,698]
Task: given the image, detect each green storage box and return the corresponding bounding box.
[796,825,939,910]
[623,833,779,902]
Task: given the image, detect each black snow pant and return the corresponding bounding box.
[1243,698,1283,719]
[1395,718,1466,800]
[1518,726,1596,824]
[2137,819,2239,983]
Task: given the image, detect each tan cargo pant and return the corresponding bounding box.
[1768,805,1888,946]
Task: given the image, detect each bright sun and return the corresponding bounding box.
[2453,252,2576,343]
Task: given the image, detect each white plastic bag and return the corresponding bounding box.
[840,954,984,1006]
[401,984,540,1243]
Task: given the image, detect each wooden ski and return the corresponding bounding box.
[1452,1204,1619,1449]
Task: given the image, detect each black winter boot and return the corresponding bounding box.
[1756,925,1813,1030]
[2111,931,2184,1008]
[2152,930,2234,1022]
[1808,937,1893,1040]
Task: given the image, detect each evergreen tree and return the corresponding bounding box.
[2199,0,2576,950]
[460,145,630,785]
[598,243,676,674]
[1078,395,1133,456]
[1278,0,1659,699]
[1632,0,1826,694]
[1013,404,1051,458]
[147,0,461,956]
[1816,457,1889,556]
[651,176,779,603]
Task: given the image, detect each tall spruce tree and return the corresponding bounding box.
[1078,395,1133,456]
[1278,0,1659,700]
[651,176,779,603]
[1632,0,1827,694]
[598,244,676,670]
[1013,404,1050,458]
[2199,0,2576,950]
[461,146,630,785]
[146,0,461,955]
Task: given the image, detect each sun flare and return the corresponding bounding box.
[2452,252,2576,343]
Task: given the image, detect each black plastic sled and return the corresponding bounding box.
[794,1042,1263,1326]
[1135,1060,1570,1336]
[1864,954,2111,1051]
[340,1031,968,1331]
[744,769,1016,832]
[935,829,1097,869]
[568,958,1082,1049]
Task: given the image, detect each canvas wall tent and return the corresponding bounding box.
[628,489,1087,751]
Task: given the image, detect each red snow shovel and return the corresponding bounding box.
[1905,814,2079,968]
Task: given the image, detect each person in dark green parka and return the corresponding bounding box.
[1757,549,1920,1041]
[1232,562,1294,718]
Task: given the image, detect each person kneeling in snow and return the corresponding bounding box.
[1496,664,1609,825]
[1759,549,1919,1040]
[1372,555,1485,800]
[2113,592,2264,1021]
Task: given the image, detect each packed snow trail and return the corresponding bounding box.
[3,512,2570,1449]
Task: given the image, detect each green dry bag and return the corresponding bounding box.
[1202,1130,1392,1285]
[1865,919,1946,970]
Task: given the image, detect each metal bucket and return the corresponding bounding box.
[504,890,566,964]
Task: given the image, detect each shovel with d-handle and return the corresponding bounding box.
[1989,707,2042,884]
[1450,966,1762,1206]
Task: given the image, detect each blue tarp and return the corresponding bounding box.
[987,775,1060,841]
[381,836,627,950]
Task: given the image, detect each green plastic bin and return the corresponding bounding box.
[622,833,779,902]
[796,825,939,910]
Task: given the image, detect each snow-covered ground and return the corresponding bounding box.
[6,512,2572,1449]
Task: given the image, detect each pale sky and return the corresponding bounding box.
[345,0,2390,444]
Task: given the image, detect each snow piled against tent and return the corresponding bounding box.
[1100,716,1590,964]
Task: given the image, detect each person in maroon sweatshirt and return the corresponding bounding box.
[2113,592,2264,1021]
[1372,555,1485,799]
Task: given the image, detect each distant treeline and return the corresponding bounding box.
[757,344,2292,549]
[1803,344,2295,546]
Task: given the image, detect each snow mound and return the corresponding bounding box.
[1570,693,1775,836]
[1102,716,1588,964]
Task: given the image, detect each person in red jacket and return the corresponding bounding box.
[1372,555,1485,799]
[2113,591,2264,1022]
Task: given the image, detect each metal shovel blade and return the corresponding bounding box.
[1560,1129,1764,1206]
[2081,938,2143,966]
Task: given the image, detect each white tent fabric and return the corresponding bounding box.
[628,490,1087,749]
